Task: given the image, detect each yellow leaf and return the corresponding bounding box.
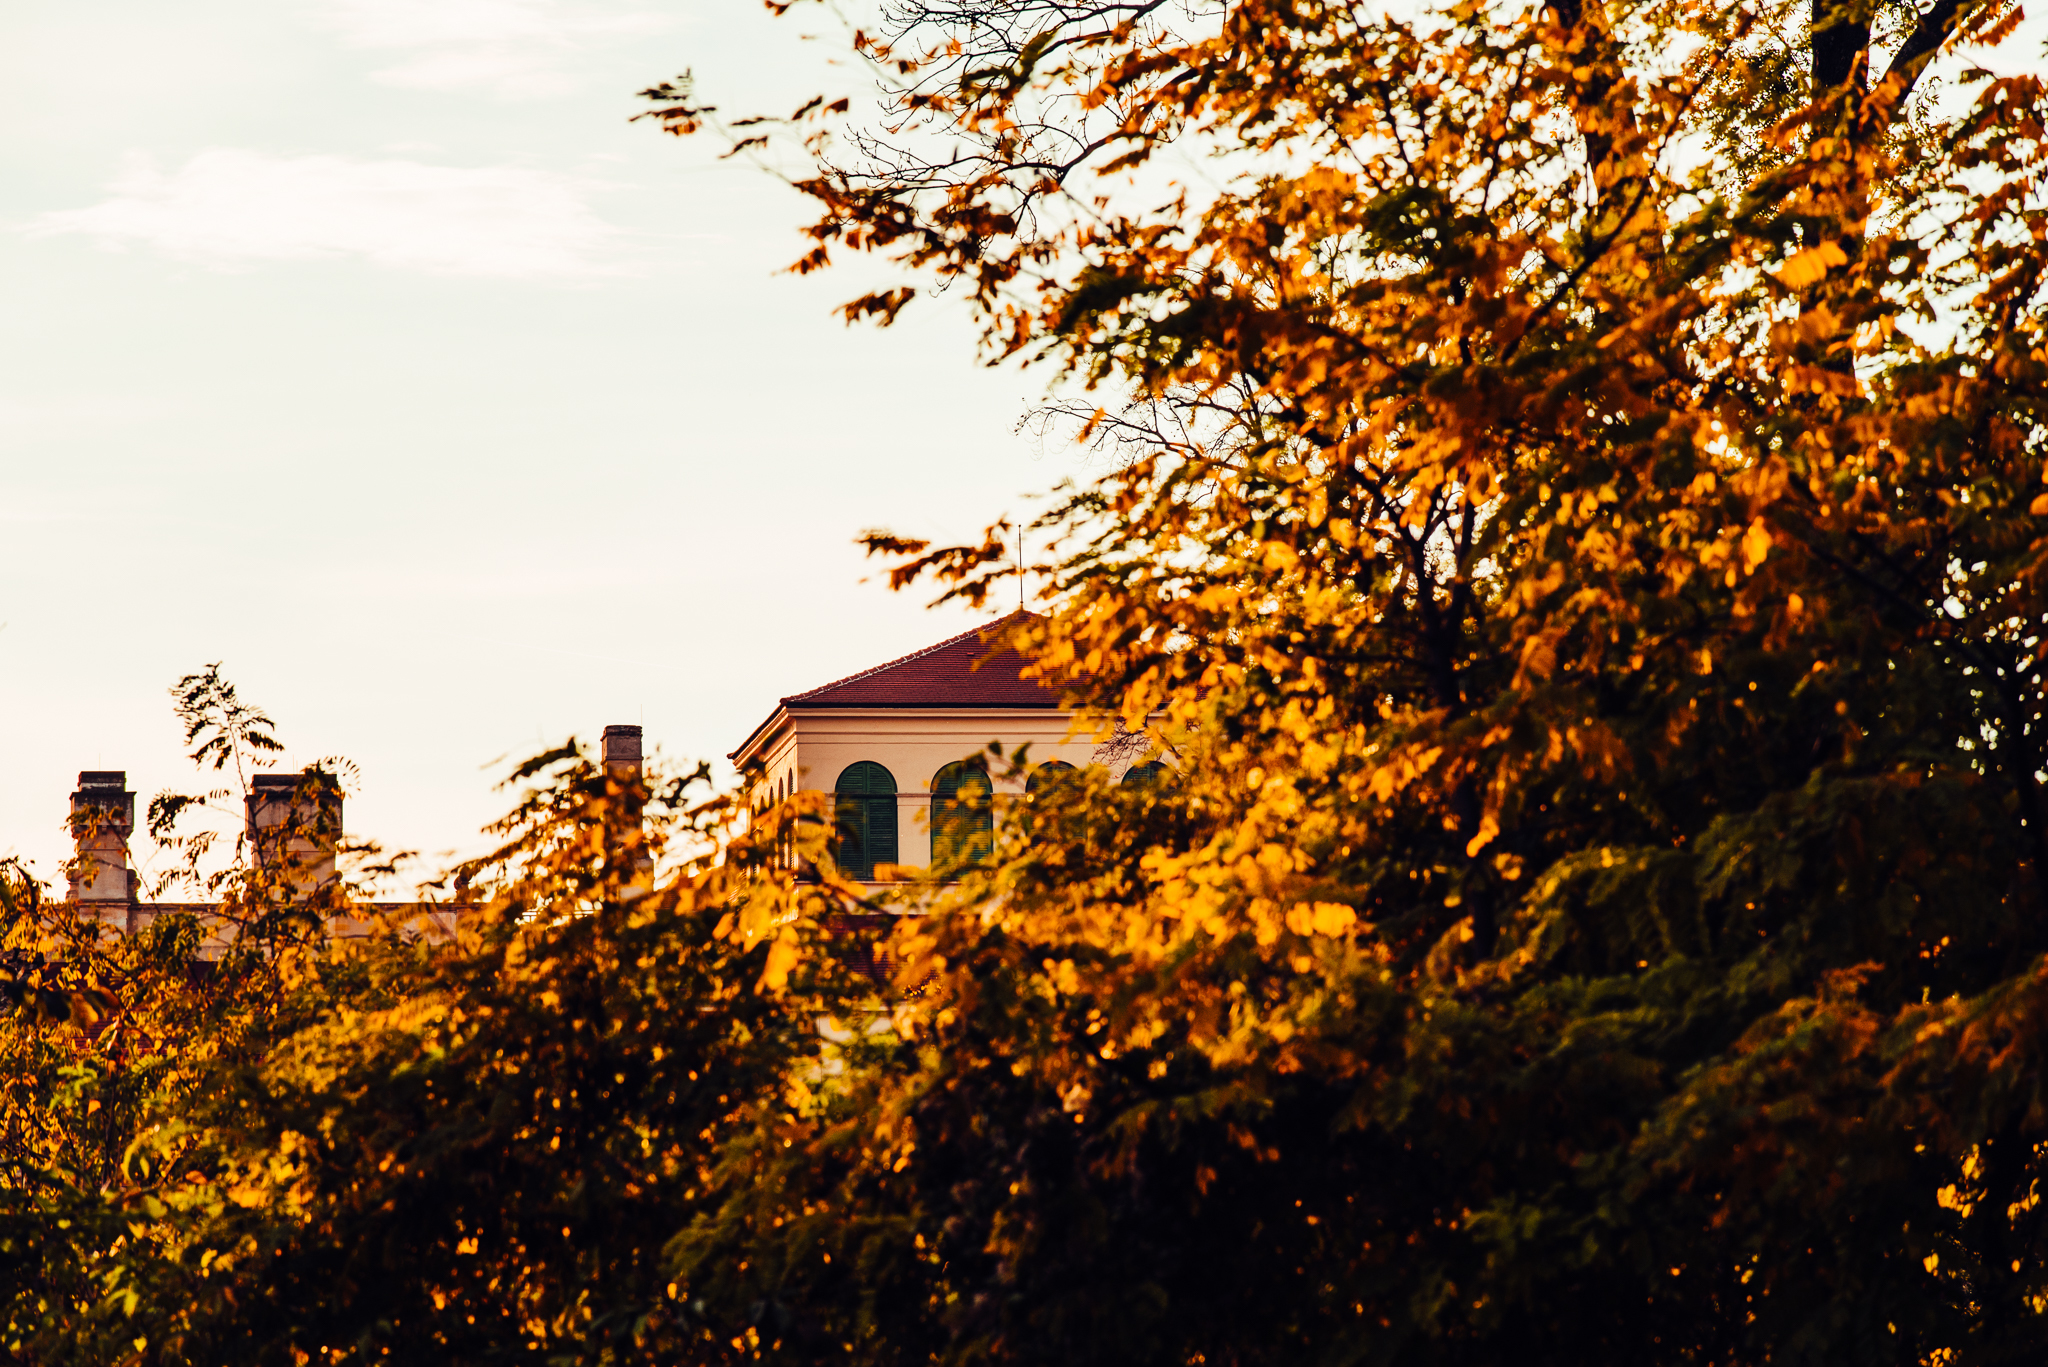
[1774,241,1848,289]
[1309,902,1357,935]
[1465,814,1500,858]
[1741,519,1772,573]
[758,934,800,992]
[2029,493,2048,516]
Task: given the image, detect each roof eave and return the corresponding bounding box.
[728,702,795,766]
[781,698,1063,711]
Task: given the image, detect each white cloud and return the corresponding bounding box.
[30,149,631,279]
[310,0,670,98]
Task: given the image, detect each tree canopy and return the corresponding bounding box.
[5,0,2046,1361]
[638,0,2048,1360]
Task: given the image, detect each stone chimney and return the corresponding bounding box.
[600,724,652,892]
[247,769,342,898]
[601,724,643,781]
[68,770,138,923]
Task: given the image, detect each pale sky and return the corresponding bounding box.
[1,0,1060,894]
[7,4,2040,897]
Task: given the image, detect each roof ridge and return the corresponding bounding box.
[782,609,1037,705]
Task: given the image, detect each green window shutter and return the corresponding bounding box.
[833,762,898,880]
[1026,760,1076,798]
[865,792,898,872]
[1121,760,1170,789]
[838,761,895,797]
[931,760,994,873]
[833,793,867,879]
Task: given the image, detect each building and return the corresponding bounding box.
[48,612,1157,926]
[55,728,648,948]
[730,610,1150,885]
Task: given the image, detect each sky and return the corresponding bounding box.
[5,4,2041,897]
[0,0,1064,894]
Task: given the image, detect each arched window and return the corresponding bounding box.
[1121,760,1171,790]
[1026,760,1076,798]
[833,762,897,881]
[931,760,995,873]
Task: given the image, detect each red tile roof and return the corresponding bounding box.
[730,611,1060,761]
[787,609,1057,708]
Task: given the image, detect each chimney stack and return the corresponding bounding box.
[600,724,652,892]
[601,724,643,781]
[247,769,342,899]
[68,771,138,926]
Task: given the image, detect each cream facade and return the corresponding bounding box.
[736,706,1096,873]
[728,610,1127,884]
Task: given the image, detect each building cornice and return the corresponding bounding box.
[729,703,1072,766]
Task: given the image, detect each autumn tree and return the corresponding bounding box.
[39,735,883,1366]
[638,0,2048,1362]
[11,0,2045,1359]
[0,671,382,1361]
